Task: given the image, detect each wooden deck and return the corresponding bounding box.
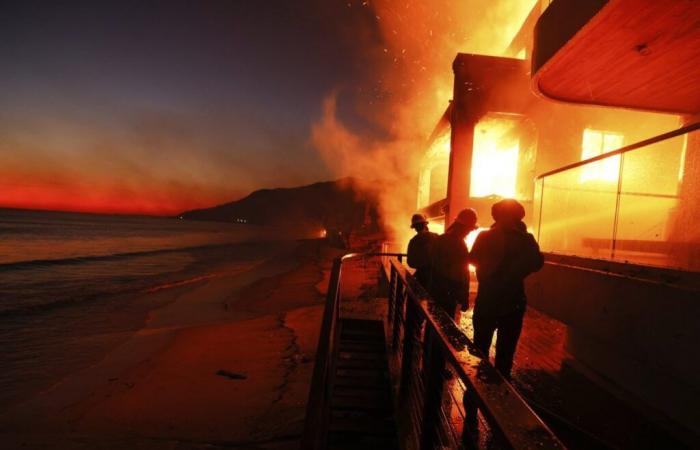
[457,292,692,449]
[305,252,695,449]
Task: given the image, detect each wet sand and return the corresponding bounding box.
[0,239,337,449]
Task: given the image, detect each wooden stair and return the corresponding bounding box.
[328,318,398,450]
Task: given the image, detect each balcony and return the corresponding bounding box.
[532,0,700,114]
[533,123,700,272]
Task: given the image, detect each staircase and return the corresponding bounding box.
[327,318,398,449]
[302,253,566,450]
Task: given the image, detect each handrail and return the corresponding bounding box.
[300,252,405,450]
[533,121,698,269]
[302,251,566,449]
[387,258,566,449]
[536,121,700,179]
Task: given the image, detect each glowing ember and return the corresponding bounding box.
[471,117,520,198]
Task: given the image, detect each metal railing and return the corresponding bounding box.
[302,252,565,449]
[385,258,565,450]
[301,252,405,449]
[534,122,700,272]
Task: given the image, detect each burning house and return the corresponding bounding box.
[303,1,700,448]
[417,0,700,442]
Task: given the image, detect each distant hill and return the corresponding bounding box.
[179,178,380,232]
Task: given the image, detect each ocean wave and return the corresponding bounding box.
[0,272,220,318]
[0,287,136,318]
[144,273,219,293]
[0,242,241,271]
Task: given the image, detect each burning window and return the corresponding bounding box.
[579,129,624,182]
[471,116,521,198]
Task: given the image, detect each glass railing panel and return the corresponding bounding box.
[533,178,544,240]
[539,161,619,258]
[615,130,698,271]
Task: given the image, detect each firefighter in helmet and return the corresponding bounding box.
[470,199,544,379]
[407,213,439,289]
[430,208,478,319]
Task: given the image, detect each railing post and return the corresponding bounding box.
[393,265,402,308]
[537,177,545,243]
[611,152,625,260]
[398,295,418,403]
[388,264,397,323]
[461,385,480,448]
[392,282,406,351]
[420,327,447,450]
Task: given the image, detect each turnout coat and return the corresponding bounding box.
[407,230,439,288]
[470,222,544,318]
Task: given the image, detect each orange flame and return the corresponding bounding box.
[471,116,521,198]
[312,1,538,249]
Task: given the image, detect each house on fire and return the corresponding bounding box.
[302,1,700,448]
[416,0,700,441]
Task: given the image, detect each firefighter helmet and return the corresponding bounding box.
[410,213,428,228]
[454,208,477,227]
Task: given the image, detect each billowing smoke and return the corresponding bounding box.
[311,0,537,248]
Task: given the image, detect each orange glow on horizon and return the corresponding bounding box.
[0,173,231,216]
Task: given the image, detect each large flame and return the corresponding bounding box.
[471,117,521,198]
[311,1,538,250]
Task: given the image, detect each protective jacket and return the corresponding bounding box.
[407,230,439,288]
[430,224,470,312]
[470,221,543,318]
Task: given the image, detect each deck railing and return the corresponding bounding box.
[533,122,700,272]
[301,252,404,449]
[302,253,565,449]
[385,258,565,450]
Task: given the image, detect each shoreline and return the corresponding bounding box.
[0,239,335,449]
[0,239,299,409]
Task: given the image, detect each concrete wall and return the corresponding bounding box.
[525,257,700,436]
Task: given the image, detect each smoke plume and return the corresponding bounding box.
[310,0,537,247]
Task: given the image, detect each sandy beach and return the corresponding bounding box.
[0,239,338,450]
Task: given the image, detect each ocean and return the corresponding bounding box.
[0,209,296,407]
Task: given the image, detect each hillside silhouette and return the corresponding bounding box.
[180,178,381,234]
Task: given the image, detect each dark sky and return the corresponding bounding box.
[0,0,383,213]
[0,0,535,214]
